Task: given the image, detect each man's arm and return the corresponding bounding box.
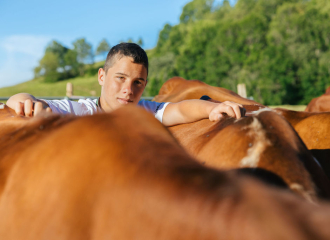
[6,93,51,117]
[162,99,245,127]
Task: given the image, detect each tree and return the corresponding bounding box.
[44,40,69,75]
[33,66,42,79]
[72,38,94,76]
[64,49,80,77]
[96,39,110,59]
[73,38,94,64]
[38,52,61,83]
[45,41,68,64]
[155,24,172,53]
[180,0,214,23]
[137,38,144,47]
[145,53,176,96]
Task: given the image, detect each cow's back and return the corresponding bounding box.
[1,106,330,239]
[169,109,330,201]
[305,86,330,112]
[153,77,262,105]
[305,95,330,112]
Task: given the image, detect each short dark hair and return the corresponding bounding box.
[103,43,148,74]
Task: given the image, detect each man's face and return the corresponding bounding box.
[98,56,148,112]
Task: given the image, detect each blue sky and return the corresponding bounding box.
[0,0,235,88]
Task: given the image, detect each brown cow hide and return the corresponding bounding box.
[1,105,330,239]
[169,108,330,202]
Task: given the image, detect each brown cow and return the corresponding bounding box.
[1,104,330,239]
[273,108,330,149]
[152,78,330,189]
[274,108,330,180]
[169,107,330,202]
[305,86,330,112]
[153,77,263,106]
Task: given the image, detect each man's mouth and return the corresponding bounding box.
[117,98,133,105]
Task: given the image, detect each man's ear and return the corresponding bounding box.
[145,79,148,87]
[98,68,105,86]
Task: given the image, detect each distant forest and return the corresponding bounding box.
[35,0,330,105]
[146,0,330,105]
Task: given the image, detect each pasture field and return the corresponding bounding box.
[0,61,105,98]
[0,76,101,98]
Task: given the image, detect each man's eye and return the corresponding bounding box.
[117,76,124,80]
[135,81,142,85]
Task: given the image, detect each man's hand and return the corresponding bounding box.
[15,99,52,117]
[6,93,51,117]
[162,99,246,126]
[208,101,246,122]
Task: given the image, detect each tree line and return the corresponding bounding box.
[34,38,143,83]
[145,0,330,105]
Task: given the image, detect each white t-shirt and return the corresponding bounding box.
[42,98,170,123]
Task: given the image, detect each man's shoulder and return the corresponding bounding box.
[138,99,160,109]
[78,98,98,105]
[138,100,169,113]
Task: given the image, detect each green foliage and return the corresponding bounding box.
[73,38,94,65]
[155,24,172,53]
[180,0,214,23]
[96,39,110,59]
[64,49,81,77]
[34,40,70,82]
[38,52,61,83]
[137,38,144,47]
[33,38,107,83]
[148,0,330,104]
[45,40,69,68]
[144,52,176,96]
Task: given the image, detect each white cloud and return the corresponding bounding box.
[2,35,51,57]
[0,35,52,88]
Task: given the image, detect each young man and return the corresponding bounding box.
[6,43,245,126]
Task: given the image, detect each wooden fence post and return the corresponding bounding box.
[66,83,73,97]
[237,83,247,98]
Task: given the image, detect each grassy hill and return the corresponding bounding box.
[0,61,106,98]
[0,75,101,97]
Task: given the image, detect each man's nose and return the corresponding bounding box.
[122,82,133,95]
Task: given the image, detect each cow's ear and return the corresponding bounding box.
[98,68,105,86]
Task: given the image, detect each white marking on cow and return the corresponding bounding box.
[290,183,315,204]
[250,107,273,116]
[240,117,272,167]
[0,104,4,109]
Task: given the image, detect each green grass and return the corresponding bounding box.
[0,75,101,98]
[0,61,106,98]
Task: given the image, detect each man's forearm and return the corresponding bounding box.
[162,100,219,126]
[162,99,244,127]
